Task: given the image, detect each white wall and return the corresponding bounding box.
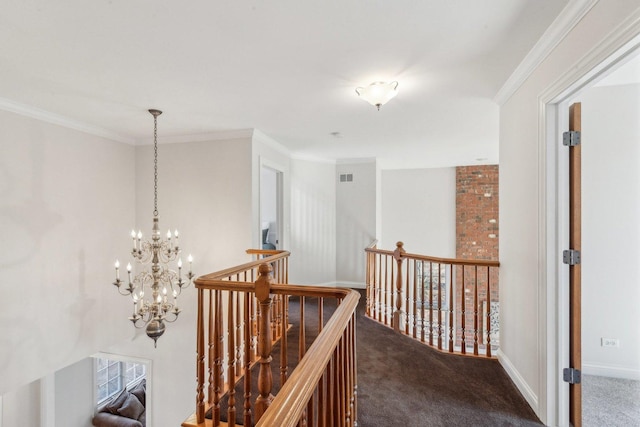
[55,358,94,427]
[290,158,336,285]
[109,137,254,427]
[1,132,256,427]
[579,83,640,379]
[336,161,376,285]
[499,1,640,424]
[0,109,134,396]
[1,380,41,426]
[380,168,456,258]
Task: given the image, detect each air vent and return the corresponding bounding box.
[339,173,353,183]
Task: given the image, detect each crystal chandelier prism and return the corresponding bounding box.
[112,109,194,347]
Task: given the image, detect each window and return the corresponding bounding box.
[96,357,146,404]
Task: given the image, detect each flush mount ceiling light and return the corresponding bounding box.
[355,81,399,110]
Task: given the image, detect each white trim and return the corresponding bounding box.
[312,280,367,289]
[137,129,254,145]
[0,395,2,427]
[0,97,135,144]
[336,281,366,289]
[0,96,267,148]
[294,281,365,289]
[336,157,376,165]
[494,0,599,105]
[306,281,339,287]
[497,349,539,412]
[582,363,640,380]
[252,129,291,157]
[537,10,640,426]
[40,374,55,427]
[290,153,337,164]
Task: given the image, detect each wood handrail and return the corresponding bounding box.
[194,250,290,285]
[365,246,500,267]
[256,289,359,426]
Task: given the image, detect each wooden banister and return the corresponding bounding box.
[365,246,500,267]
[184,249,359,427]
[365,243,500,358]
[256,289,359,427]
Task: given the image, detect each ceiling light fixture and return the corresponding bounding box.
[112,109,194,347]
[355,81,399,110]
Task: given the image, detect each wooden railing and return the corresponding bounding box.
[365,242,500,357]
[182,249,359,427]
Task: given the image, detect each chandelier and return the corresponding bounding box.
[112,109,193,347]
[355,81,399,110]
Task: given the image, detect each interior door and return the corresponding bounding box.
[568,102,582,427]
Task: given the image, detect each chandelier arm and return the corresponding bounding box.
[114,284,134,296]
[163,311,181,323]
[130,314,150,329]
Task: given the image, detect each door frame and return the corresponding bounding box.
[538,28,640,426]
[259,157,285,250]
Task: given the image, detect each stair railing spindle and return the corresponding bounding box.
[392,241,405,332]
[486,266,492,358]
[473,265,479,356]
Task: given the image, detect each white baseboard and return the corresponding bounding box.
[336,281,366,289]
[497,349,539,413]
[582,363,640,380]
[309,281,366,289]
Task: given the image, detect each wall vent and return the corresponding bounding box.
[339,173,353,183]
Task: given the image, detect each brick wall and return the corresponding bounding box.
[455,165,499,351]
[456,165,499,260]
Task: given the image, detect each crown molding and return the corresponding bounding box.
[336,157,377,165]
[493,0,599,106]
[290,153,337,164]
[136,129,255,145]
[0,97,135,144]
[251,129,291,157]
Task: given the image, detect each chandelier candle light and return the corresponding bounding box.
[112,109,194,347]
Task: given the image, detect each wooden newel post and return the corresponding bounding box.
[392,241,406,332]
[255,263,275,421]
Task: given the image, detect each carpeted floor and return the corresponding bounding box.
[583,374,640,427]
[216,290,541,426]
[352,290,541,427]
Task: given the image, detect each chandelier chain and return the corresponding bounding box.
[153,113,158,217]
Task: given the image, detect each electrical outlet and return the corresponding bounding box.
[601,338,619,348]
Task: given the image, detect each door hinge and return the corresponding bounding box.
[563,249,581,265]
[563,368,581,384]
[563,130,581,146]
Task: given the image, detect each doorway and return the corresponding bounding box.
[544,38,640,427]
[568,57,640,427]
[260,164,283,250]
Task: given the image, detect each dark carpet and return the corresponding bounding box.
[216,290,542,426]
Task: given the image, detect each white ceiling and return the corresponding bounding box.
[0,0,570,169]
